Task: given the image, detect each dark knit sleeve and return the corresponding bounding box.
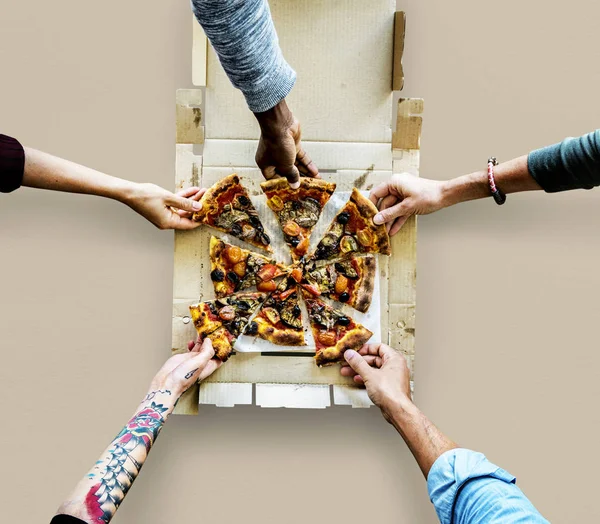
[50,515,86,523]
[527,129,600,193]
[0,134,25,193]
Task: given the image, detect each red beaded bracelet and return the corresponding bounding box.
[487,157,506,205]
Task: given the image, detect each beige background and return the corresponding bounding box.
[1,0,599,522]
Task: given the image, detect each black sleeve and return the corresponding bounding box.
[0,134,25,193]
[527,129,600,192]
[50,515,86,524]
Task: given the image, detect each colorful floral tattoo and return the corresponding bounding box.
[84,401,169,522]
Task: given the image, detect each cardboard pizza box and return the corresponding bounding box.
[172,1,420,411]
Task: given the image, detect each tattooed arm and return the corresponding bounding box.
[52,338,220,524]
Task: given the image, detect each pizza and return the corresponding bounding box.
[303,292,373,366]
[209,236,287,297]
[193,174,272,251]
[301,255,376,313]
[313,187,391,261]
[189,292,266,361]
[261,177,336,260]
[251,277,305,346]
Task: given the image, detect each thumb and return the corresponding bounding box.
[373,200,411,226]
[166,193,203,213]
[277,164,301,190]
[343,350,374,382]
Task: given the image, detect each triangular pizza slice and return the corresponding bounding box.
[261,177,336,260]
[302,292,373,366]
[313,187,391,261]
[189,292,266,361]
[193,174,272,251]
[209,236,287,297]
[301,255,376,313]
[250,277,305,346]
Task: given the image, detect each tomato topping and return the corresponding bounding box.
[257,264,278,281]
[356,228,374,247]
[268,196,284,211]
[257,280,277,292]
[318,331,336,347]
[334,274,349,294]
[218,306,236,321]
[225,245,243,263]
[233,261,246,277]
[283,220,301,237]
[301,283,321,296]
[290,267,303,283]
[279,288,296,301]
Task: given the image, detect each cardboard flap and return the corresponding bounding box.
[256,384,330,409]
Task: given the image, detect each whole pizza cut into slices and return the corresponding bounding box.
[209,236,287,297]
[193,174,272,252]
[261,177,336,260]
[313,187,391,261]
[303,292,373,366]
[250,277,305,346]
[189,292,266,361]
[301,255,376,313]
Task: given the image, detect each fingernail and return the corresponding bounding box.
[290,181,300,190]
[373,213,384,225]
[344,350,357,361]
[192,202,202,210]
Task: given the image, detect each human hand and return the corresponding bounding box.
[340,343,412,422]
[148,337,221,397]
[124,183,206,230]
[370,173,446,236]
[254,99,319,189]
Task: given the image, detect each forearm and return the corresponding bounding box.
[440,155,541,208]
[23,147,136,203]
[191,0,295,112]
[387,400,458,479]
[55,389,178,523]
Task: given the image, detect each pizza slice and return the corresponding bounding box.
[303,292,373,366]
[313,187,391,261]
[193,174,272,252]
[209,236,287,297]
[301,255,376,313]
[261,177,336,260]
[189,292,266,361]
[250,277,305,346]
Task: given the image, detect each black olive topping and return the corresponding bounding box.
[237,195,251,207]
[289,237,300,247]
[260,232,271,245]
[337,316,351,326]
[292,305,301,318]
[249,215,260,227]
[339,292,350,302]
[291,200,302,210]
[230,223,242,236]
[211,269,225,282]
[227,271,240,284]
[246,321,258,336]
[337,212,350,224]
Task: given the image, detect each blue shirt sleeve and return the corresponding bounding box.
[427,449,549,524]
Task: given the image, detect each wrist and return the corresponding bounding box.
[141,388,180,409]
[254,99,294,138]
[383,396,420,428]
[440,170,488,208]
[109,178,139,205]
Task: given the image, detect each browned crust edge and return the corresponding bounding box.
[349,188,391,256]
[351,255,377,313]
[315,325,373,366]
[260,176,336,195]
[207,327,234,362]
[254,316,306,346]
[193,173,240,222]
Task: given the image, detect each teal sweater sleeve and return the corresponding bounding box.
[527,129,600,192]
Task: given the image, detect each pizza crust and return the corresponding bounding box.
[348,188,391,256]
[193,173,240,222]
[352,255,377,313]
[254,316,306,346]
[260,176,336,195]
[315,325,373,366]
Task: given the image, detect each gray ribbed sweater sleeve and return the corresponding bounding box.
[191,0,296,113]
[528,129,600,192]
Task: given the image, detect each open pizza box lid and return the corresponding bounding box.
[173,1,420,411]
